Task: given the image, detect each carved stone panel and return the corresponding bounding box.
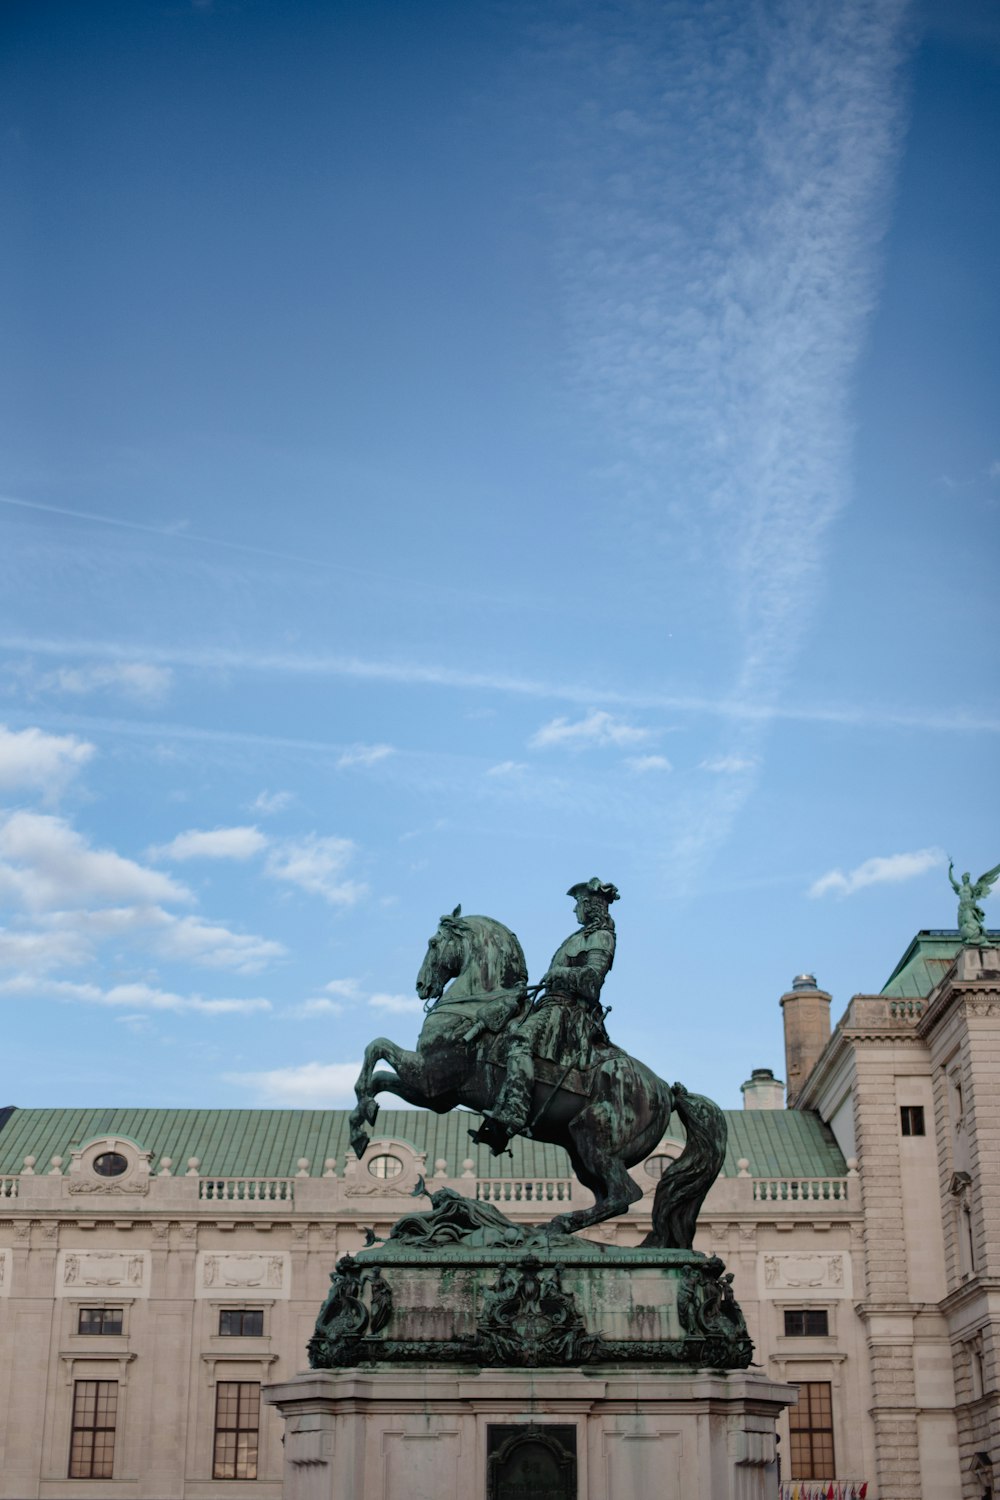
[57,1249,150,1297]
[758,1251,850,1298]
[487,1424,577,1500]
[0,1248,11,1297]
[195,1250,290,1299]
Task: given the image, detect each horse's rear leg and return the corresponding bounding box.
[551,1105,643,1234]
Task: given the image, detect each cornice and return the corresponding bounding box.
[919,984,1000,1038]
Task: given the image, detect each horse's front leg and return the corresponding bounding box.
[351,1037,396,1156]
[350,1038,426,1158]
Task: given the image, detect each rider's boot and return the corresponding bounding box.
[473,1063,532,1154]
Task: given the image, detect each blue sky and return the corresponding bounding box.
[1,0,997,1115]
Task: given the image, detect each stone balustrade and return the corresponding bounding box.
[476,1176,575,1205]
[197,1176,295,1203]
[0,1176,17,1199]
[753,1176,850,1203]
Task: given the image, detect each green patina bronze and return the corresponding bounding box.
[333,883,749,1375]
[949,859,1000,945]
[349,881,727,1246]
[308,1192,753,1371]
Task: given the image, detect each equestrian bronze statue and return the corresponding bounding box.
[350,880,726,1247]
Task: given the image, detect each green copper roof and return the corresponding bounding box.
[0,1103,846,1181]
[880,929,967,999]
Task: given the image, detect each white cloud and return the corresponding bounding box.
[368,992,423,1015]
[486,761,528,776]
[0,724,94,798]
[0,925,89,973]
[0,975,270,1015]
[808,848,946,899]
[530,710,651,750]
[251,789,294,815]
[224,1060,362,1106]
[324,977,363,1000]
[152,914,285,974]
[266,835,367,906]
[0,810,191,911]
[287,998,346,1019]
[43,661,173,705]
[337,744,394,769]
[624,754,672,774]
[699,756,758,774]
[151,825,268,862]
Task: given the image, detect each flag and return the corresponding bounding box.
[859,1486,868,1498]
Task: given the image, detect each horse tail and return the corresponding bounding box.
[641,1082,727,1250]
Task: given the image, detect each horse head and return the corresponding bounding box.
[415,905,466,1001]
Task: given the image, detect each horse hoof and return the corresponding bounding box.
[350,1130,370,1160]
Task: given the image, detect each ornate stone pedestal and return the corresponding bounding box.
[264,1365,794,1500]
[264,1194,795,1498]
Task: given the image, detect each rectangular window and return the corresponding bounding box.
[219,1309,264,1337]
[789,1380,835,1480]
[69,1379,118,1479]
[784,1309,829,1337]
[78,1307,124,1335]
[213,1381,260,1480]
[900,1105,925,1136]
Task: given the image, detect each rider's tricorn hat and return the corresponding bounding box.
[568,877,620,904]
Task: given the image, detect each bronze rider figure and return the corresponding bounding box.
[474,878,620,1154]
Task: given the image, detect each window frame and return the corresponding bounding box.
[788,1379,835,1481]
[783,1308,830,1338]
[900,1104,926,1136]
[68,1378,118,1479]
[77,1307,125,1336]
[219,1308,265,1338]
[212,1380,261,1481]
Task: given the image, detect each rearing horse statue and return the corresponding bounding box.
[350,906,726,1244]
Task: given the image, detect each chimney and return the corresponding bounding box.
[740,1067,785,1110]
[780,973,831,1106]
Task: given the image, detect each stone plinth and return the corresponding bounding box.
[264,1364,795,1500]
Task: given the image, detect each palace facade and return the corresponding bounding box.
[0,931,997,1499]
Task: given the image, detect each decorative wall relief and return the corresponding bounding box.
[196,1251,290,1299]
[57,1249,150,1297]
[760,1252,849,1297]
[0,1248,11,1297]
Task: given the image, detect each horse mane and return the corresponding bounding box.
[453,914,527,995]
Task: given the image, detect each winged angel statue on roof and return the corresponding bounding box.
[949,859,1000,945]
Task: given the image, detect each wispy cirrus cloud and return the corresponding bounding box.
[529,0,915,876]
[486,760,528,777]
[2,638,998,735]
[530,709,651,751]
[251,789,294,815]
[808,847,945,899]
[151,825,268,862]
[41,661,173,705]
[337,743,394,769]
[624,754,672,774]
[699,756,758,775]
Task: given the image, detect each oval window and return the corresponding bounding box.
[367,1153,403,1179]
[93,1151,129,1177]
[643,1154,672,1179]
